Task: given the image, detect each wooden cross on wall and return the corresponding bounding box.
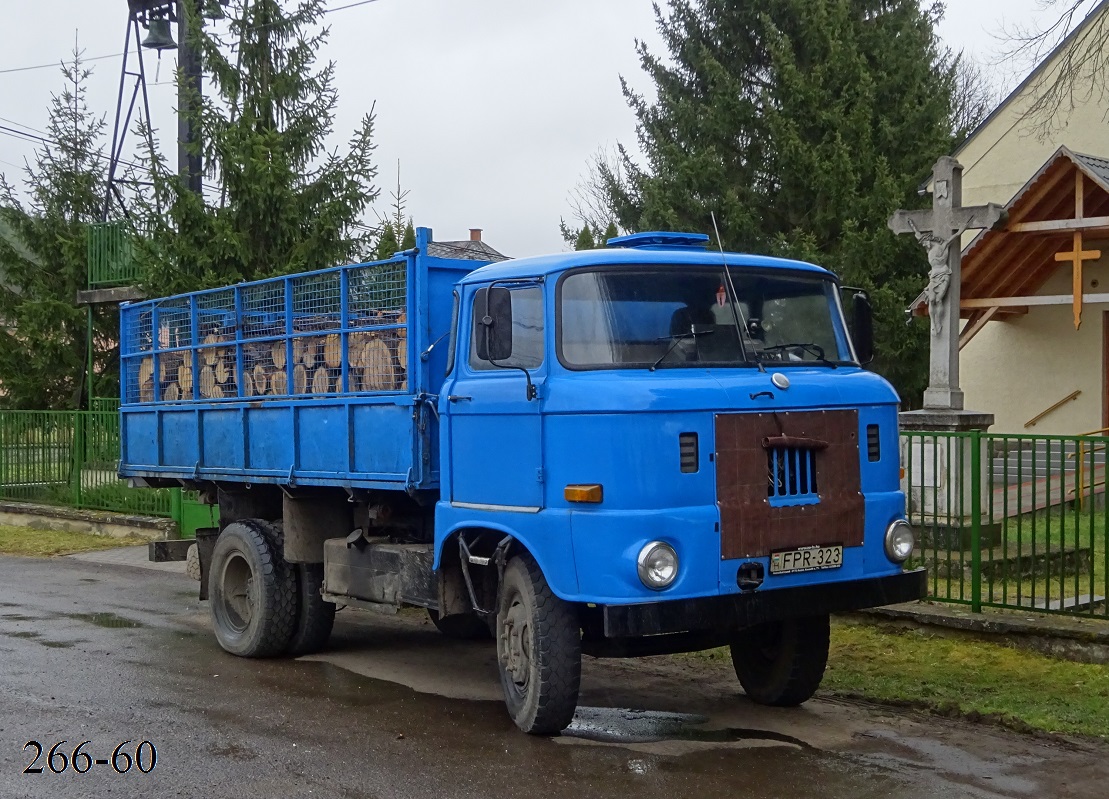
[1056,173,1102,330]
[1057,231,1101,330]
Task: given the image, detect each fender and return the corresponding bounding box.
[433,501,580,598]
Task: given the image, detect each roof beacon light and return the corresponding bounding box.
[606,231,711,251]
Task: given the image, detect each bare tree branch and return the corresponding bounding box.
[997,0,1109,136]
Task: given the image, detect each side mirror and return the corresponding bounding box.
[851,292,874,365]
[475,286,513,362]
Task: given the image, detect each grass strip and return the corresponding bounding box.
[686,619,1109,738]
[0,525,149,557]
[825,619,1109,738]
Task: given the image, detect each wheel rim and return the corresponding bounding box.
[218,552,255,634]
[499,591,531,696]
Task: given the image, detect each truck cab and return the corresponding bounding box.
[432,231,922,731]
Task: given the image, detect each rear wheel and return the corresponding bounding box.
[729,614,830,706]
[495,554,581,735]
[427,608,492,640]
[288,563,336,656]
[208,520,297,657]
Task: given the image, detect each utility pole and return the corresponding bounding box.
[177,0,204,197]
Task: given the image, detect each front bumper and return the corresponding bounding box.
[601,569,926,637]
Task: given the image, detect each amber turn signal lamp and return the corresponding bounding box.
[565,484,603,503]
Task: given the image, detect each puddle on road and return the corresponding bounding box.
[4,630,41,639]
[65,612,144,629]
[564,707,808,749]
[39,640,77,648]
[2,613,40,621]
[78,578,99,584]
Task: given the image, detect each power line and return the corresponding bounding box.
[0,0,386,77]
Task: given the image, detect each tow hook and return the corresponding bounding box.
[737,562,765,593]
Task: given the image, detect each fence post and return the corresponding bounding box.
[970,428,983,612]
[71,411,86,509]
[170,488,183,539]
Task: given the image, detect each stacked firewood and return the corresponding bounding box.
[136,310,408,402]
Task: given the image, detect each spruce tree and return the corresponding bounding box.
[574,227,596,251]
[0,56,114,409]
[132,0,379,295]
[608,0,961,402]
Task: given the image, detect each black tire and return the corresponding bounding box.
[254,522,335,657]
[288,563,336,656]
[208,520,297,658]
[730,614,830,706]
[495,554,581,735]
[427,608,492,640]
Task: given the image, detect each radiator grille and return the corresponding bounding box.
[767,446,818,505]
[679,433,699,473]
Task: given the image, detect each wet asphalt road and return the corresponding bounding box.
[1,554,1107,799]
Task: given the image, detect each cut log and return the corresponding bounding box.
[271,340,287,370]
[293,337,305,365]
[271,367,288,396]
[201,335,222,366]
[395,310,407,354]
[242,370,255,397]
[252,364,269,396]
[214,351,230,384]
[138,357,155,388]
[301,337,318,371]
[323,333,343,369]
[140,377,155,403]
[361,338,395,391]
[158,352,182,383]
[348,331,371,369]
[292,363,308,395]
[178,362,194,396]
[199,366,217,399]
[311,366,331,394]
[164,382,181,402]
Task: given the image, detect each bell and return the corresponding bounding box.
[141,18,177,51]
[202,0,226,20]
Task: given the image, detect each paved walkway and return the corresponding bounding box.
[68,544,186,574]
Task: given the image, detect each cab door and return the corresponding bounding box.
[444,282,546,510]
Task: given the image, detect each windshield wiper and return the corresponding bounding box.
[650,328,716,371]
[760,342,837,368]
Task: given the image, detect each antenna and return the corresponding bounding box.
[710,213,765,373]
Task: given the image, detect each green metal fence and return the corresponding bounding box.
[0,410,173,517]
[902,429,1109,618]
[87,221,140,288]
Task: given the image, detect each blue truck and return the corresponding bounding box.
[120,227,925,734]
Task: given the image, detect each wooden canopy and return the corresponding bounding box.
[912,147,1109,345]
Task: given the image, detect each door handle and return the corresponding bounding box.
[448,395,472,402]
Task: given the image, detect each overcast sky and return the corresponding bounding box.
[0,0,1096,258]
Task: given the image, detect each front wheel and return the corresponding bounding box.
[208,520,297,657]
[730,614,830,706]
[496,554,581,734]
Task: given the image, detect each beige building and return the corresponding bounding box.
[940,0,1109,434]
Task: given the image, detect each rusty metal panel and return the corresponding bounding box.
[716,410,864,560]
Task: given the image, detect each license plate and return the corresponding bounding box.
[770,544,843,575]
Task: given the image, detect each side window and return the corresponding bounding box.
[445,291,460,376]
[469,285,544,371]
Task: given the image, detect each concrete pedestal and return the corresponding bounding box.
[899,408,996,549]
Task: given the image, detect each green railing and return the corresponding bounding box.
[0,410,173,517]
[903,429,1109,618]
[87,221,140,288]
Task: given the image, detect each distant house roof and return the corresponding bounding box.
[426,239,508,262]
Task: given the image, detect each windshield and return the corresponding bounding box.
[558,266,853,370]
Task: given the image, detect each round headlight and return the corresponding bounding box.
[885,520,915,563]
[637,541,678,590]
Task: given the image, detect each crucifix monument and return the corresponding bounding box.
[889,156,1007,416]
